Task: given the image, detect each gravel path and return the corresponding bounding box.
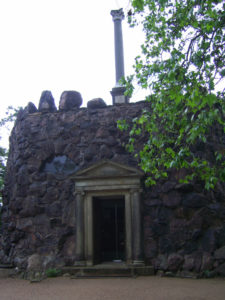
[0,276,225,300]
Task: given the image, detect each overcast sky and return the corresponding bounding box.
[0,0,146,115]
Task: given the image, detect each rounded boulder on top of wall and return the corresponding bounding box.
[38,91,57,113]
[59,91,83,111]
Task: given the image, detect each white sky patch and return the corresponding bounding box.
[0,0,146,114]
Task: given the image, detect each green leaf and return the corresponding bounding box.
[132,0,144,11]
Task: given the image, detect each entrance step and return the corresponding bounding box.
[61,264,154,279]
[0,265,15,278]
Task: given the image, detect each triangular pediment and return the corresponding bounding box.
[74,160,143,179]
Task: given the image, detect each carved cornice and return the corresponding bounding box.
[111,8,125,21]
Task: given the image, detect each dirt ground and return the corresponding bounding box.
[0,276,224,300]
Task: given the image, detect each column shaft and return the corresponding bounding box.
[75,192,85,264]
[114,19,125,84]
[132,190,144,264]
[111,8,125,85]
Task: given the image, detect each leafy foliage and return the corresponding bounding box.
[0,147,8,195]
[120,0,225,189]
[0,106,19,203]
[45,268,62,277]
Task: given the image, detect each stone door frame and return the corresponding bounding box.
[73,160,144,266]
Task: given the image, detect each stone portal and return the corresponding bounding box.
[73,160,144,266]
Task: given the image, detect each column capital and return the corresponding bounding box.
[111,8,125,22]
[130,188,143,195]
[73,189,85,197]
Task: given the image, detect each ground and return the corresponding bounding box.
[0,276,225,300]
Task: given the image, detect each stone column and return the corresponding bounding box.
[86,195,93,266]
[110,8,129,104]
[132,189,144,265]
[111,8,125,85]
[125,192,132,264]
[75,191,85,266]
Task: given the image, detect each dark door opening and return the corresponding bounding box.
[93,196,125,264]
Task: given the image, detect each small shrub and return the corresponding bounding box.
[45,268,61,278]
[202,270,215,278]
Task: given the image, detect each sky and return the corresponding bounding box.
[0,0,146,115]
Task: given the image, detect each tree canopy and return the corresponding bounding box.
[119,0,225,189]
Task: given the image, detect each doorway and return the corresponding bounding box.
[93,196,125,263]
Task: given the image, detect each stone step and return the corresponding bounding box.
[72,268,133,279]
[0,264,14,268]
[61,265,154,278]
[0,267,15,278]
